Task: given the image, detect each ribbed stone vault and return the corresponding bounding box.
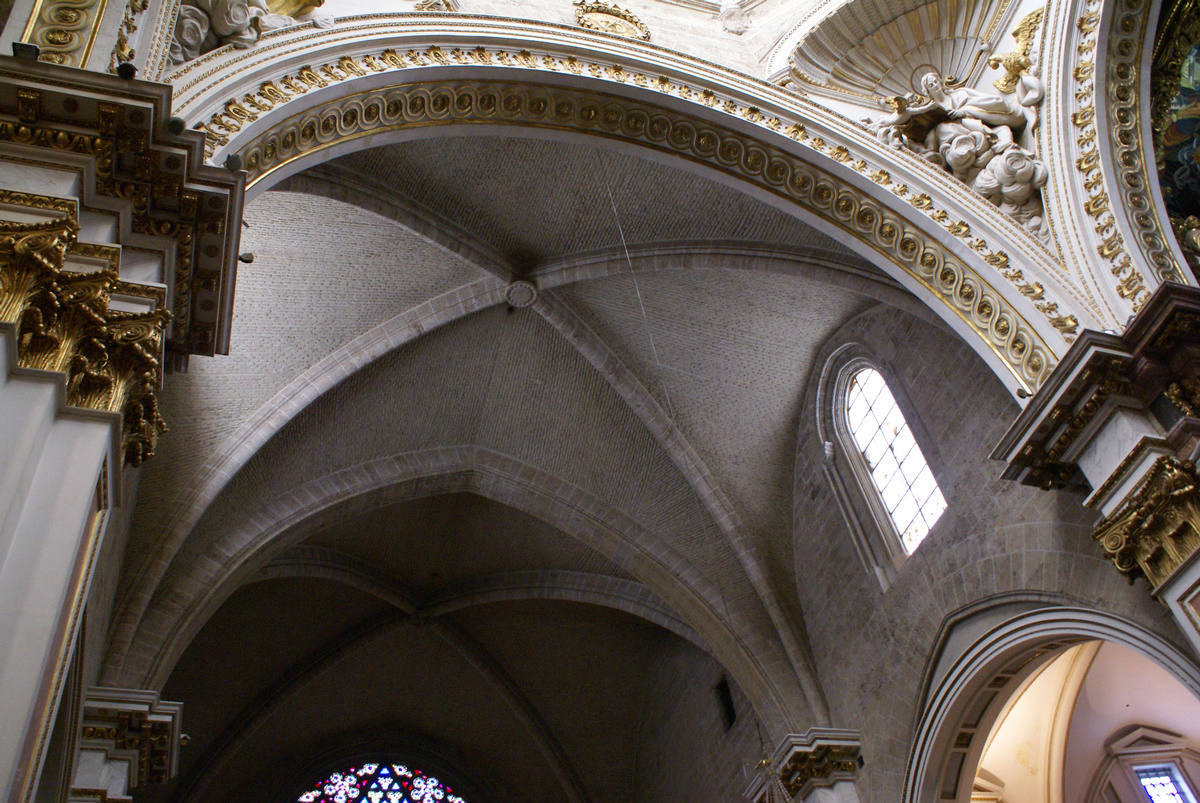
[113,133,969,803]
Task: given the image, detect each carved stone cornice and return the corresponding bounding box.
[0,57,244,365]
[1093,456,1200,588]
[777,746,859,796]
[995,283,1200,491]
[1,214,169,466]
[77,688,182,791]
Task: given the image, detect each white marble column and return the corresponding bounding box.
[0,330,118,803]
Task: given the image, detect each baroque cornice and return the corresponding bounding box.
[0,58,245,362]
[226,76,1055,389]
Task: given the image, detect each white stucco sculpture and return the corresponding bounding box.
[868,69,1051,244]
[169,0,332,64]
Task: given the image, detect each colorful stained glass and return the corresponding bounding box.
[298,763,466,803]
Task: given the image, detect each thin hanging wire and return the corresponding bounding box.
[596,149,676,420]
[595,148,735,633]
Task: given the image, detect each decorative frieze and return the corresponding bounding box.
[1103,0,1185,289]
[20,0,107,67]
[1065,0,1184,311]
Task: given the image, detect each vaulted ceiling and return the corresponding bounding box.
[118,132,949,803]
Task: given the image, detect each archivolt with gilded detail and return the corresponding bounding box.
[1104,0,1187,287]
[230,79,1054,390]
[178,27,1085,346]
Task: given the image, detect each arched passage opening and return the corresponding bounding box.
[905,607,1200,803]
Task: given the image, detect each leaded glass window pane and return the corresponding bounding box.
[1136,766,1198,803]
[298,763,467,803]
[845,367,947,553]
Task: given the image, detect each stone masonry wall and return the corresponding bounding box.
[789,304,1187,801]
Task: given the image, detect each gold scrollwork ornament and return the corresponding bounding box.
[573,0,650,40]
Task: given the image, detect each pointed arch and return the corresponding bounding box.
[904,605,1200,803]
[113,446,811,734]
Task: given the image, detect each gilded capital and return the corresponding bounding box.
[1093,456,1200,589]
[1,213,170,467]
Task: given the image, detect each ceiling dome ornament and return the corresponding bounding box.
[776,0,1029,102]
[573,0,651,40]
[504,280,538,308]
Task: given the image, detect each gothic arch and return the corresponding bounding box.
[110,446,811,734]
[164,18,1090,394]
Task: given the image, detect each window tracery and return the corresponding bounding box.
[298,763,466,803]
[843,366,947,554]
[1089,726,1200,803]
[1136,765,1199,803]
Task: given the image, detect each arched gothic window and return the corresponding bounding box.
[298,763,467,803]
[814,347,947,589]
[843,366,946,554]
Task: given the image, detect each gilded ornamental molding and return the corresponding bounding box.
[1068,0,1148,308]
[1066,0,1186,313]
[170,21,1085,332]
[0,212,170,466]
[20,0,107,67]
[0,59,245,363]
[110,0,150,71]
[746,728,861,802]
[573,0,651,40]
[1103,0,1185,289]
[1093,456,1200,588]
[78,688,182,790]
[222,75,1056,390]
